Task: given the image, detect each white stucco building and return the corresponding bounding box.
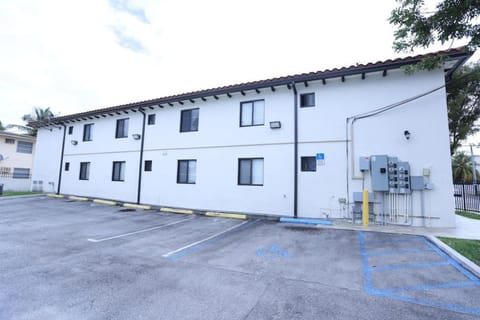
[30,48,471,227]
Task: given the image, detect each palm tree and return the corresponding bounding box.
[22,107,54,123]
[452,152,478,183]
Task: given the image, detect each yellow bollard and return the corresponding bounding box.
[362,190,369,226]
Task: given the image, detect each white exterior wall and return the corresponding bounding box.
[31,127,62,193]
[31,67,455,227]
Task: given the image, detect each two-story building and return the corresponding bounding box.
[0,131,36,192]
[30,48,471,227]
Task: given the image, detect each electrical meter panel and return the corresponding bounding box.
[370,155,389,191]
[370,155,412,194]
[359,156,370,172]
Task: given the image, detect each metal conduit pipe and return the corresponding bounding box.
[57,124,67,195]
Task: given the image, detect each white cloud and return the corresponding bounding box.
[0,0,475,126]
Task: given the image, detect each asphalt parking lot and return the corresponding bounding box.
[1,196,479,320]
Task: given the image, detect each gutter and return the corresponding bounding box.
[136,109,146,204]
[292,82,298,218]
[57,124,67,194]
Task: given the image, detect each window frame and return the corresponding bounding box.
[301,156,317,172]
[238,158,264,186]
[240,99,265,127]
[5,138,15,144]
[147,114,156,125]
[83,123,93,141]
[115,118,129,139]
[180,108,199,132]
[112,161,126,182]
[16,141,33,154]
[144,160,152,172]
[79,162,90,180]
[12,168,30,179]
[300,93,315,108]
[177,159,196,184]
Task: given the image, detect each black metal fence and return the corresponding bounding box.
[454,184,480,212]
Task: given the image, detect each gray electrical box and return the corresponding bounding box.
[353,192,374,202]
[370,155,389,191]
[410,176,425,190]
[359,156,370,171]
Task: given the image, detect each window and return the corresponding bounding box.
[112,161,126,181]
[301,156,316,172]
[68,126,73,135]
[16,141,33,154]
[5,138,14,144]
[300,93,315,107]
[148,114,156,125]
[144,160,152,172]
[177,160,196,184]
[115,118,129,138]
[238,158,264,185]
[180,109,199,132]
[83,124,93,141]
[65,162,70,171]
[12,168,30,179]
[79,162,90,180]
[240,100,264,127]
[0,167,11,177]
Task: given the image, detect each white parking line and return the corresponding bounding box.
[87,216,195,243]
[162,219,255,258]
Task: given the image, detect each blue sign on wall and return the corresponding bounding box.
[316,153,325,160]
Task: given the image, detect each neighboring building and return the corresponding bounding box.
[30,48,471,228]
[0,131,36,192]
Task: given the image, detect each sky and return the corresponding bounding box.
[0,0,477,127]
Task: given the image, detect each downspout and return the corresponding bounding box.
[137,109,146,204]
[292,82,298,218]
[57,124,67,195]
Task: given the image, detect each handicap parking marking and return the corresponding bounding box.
[358,231,480,316]
[163,219,260,260]
[87,216,195,243]
[256,244,292,259]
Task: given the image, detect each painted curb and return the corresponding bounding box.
[93,199,117,206]
[69,196,89,201]
[428,236,480,278]
[280,217,333,225]
[205,212,247,220]
[0,194,45,200]
[123,203,152,210]
[47,194,64,199]
[160,207,193,215]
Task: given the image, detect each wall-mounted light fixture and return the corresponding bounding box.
[270,121,281,129]
[404,130,411,140]
[71,140,78,145]
[132,134,141,140]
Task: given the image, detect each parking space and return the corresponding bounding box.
[1,196,479,320]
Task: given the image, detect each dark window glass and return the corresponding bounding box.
[300,93,315,107]
[65,162,70,171]
[240,100,265,127]
[180,109,199,132]
[148,114,156,125]
[12,168,30,179]
[68,126,73,135]
[79,162,90,180]
[83,124,93,141]
[144,160,152,171]
[5,138,15,144]
[16,141,33,154]
[112,161,125,181]
[238,158,264,185]
[301,156,316,172]
[115,118,129,138]
[177,160,196,184]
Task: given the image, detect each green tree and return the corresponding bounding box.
[452,151,478,183]
[389,0,480,54]
[0,120,4,131]
[448,62,480,154]
[22,107,54,123]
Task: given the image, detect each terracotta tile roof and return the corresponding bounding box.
[30,47,471,128]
